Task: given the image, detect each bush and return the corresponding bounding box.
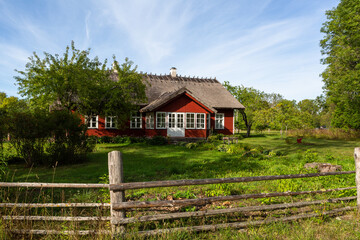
[207,134,225,142]
[6,109,94,167]
[98,136,113,144]
[185,142,198,149]
[147,135,168,145]
[112,136,129,144]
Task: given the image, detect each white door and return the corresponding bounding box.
[167,113,185,137]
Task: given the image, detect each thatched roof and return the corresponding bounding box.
[140,73,244,113]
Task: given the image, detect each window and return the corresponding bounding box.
[130,112,142,129]
[156,112,166,129]
[215,113,224,129]
[146,112,154,129]
[177,114,184,128]
[86,115,98,129]
[168,113,176,128]
[196,113,205,129]
[186,113,195,129]
[105,116,117,129]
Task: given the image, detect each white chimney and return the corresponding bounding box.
[112,61,118,73]
[170,67,177,77]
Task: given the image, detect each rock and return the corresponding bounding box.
[304,162,342,173]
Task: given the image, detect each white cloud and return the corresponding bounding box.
[98,0,194,63]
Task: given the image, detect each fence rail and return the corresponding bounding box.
[110,171,355,191]
[1,148,360,237]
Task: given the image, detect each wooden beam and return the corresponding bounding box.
[108,151,126,234]
[0,182,108,189]
[112,196,356,224]
[0,202,110,208]
[354,147,360,210]
[2,216,111,221]
[110,171,355,191]
[10,229,112,235]
[112,187,355,210]
[137,206,356,236]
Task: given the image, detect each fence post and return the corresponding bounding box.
[108,151,125,235]
[354,148,360,210]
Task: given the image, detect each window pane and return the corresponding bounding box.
[177,114,184,128]
[186,113,195,128]
[196,113,205,129]
[169,114,175,128]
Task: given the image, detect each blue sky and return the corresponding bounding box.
[0,0,339,101]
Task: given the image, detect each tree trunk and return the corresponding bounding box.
[240,110,252,137]
[246,124,252,137]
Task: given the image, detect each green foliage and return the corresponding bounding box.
[15,42,147,127]
[224,82,276,137]
[147,135,168,145]
[320,0,360,129]
[6,109,94,167]
[207,134,222,142]
[45,110,95,166]
[303,150,318,163]
[185,142,198,149]
[173,190,196,199]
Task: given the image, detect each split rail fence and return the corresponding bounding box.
[1,148,360,237]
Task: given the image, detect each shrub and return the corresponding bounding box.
[6,109,49,166]
[112,136,129,144]
[185,142,198,149]
[207,134,224,142]
[45,110,95,166]
[147,135,168,145]
[99,136,113,144]
[6,109,94,167]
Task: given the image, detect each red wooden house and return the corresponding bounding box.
[86,68,244,138]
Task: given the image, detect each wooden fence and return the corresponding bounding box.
[1,148,360,237]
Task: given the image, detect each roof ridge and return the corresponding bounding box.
[145,73,219,83]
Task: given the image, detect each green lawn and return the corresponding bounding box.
[3,133,360,239]
[7,133,360,184]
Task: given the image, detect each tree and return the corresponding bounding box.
[320,0,360,129]
[224,82,270,137]
[297,99,321,128]
[15,42,147,126]
[266,99,301,137]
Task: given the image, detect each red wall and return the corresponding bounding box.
[215,109,234,135]
[157,94,209,113]
[85,94,234,138]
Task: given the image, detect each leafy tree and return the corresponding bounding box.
[297,99,321,128]
[320,0,360,129]
[15,42,147,127]
[224,82,270,137]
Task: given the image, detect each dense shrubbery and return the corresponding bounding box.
[147,135,168,145]
[287,128,360,140]
[3,110,94,167]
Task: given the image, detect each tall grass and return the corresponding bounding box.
[287,128,360,140]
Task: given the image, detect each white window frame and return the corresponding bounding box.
[130,112,142,129]
[168,113,176,128]
[196,113,205,129]
[186,113,195,129]
[146,112,154,129]
[215,113,224,129]
[86,115,98,129]
[156,112,166,129]
[177,113,184,128]
[105,116,117,129]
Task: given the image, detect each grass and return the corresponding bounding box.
[2,132,360,239]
